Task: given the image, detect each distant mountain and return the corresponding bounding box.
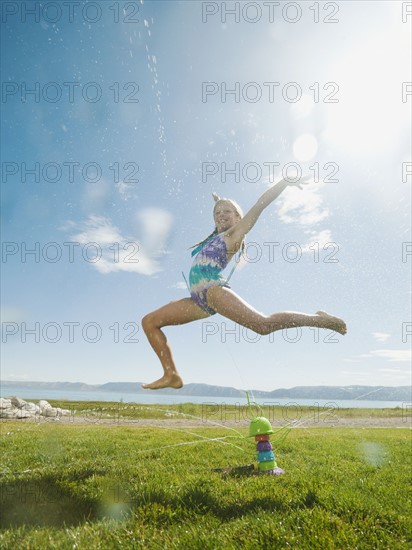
[1,381,410,401]
[266,385,411,402]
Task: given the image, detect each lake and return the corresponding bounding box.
[0,385,407,409]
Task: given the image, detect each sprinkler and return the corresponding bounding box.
[248,416,284,476]
[212,393,286,476]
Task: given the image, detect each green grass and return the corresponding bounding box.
[7,399,408,419]
[0,417,411,549]
[33,399,407,423]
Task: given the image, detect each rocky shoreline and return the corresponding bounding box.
[0,397,71,420]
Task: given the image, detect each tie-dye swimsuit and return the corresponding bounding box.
[188,232,231,316]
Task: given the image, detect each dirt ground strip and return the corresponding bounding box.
[2,415,411,429]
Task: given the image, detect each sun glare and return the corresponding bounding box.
[322,25,409,157]
[293,134,318,162]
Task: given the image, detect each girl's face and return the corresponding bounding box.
[213,201,241,233]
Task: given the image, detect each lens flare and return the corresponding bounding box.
[293,134,318,162]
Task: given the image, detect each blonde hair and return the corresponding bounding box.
[213,198,243,219]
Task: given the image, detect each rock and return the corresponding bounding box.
[11,396,27,409]
[0,397,71,420]
[1,397,41,418]
[1,409,19,419]
[16,409,33,419]
[0,408,31,419]
[43,407,58,417]
[21,402,37,413]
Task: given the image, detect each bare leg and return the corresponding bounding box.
[206,287,347,335]
[141,298,210,390]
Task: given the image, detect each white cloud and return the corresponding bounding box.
[116,179,136,200]
[2,373,32,381]
[378,368,407,374]
[83,178,111,209]
[64,211,173,275]
[275,181,342,260]
[372,332,391,342]
[136,208,174,255]
[359,349,412,362]
[277,181,330,227]
[68,215,124,245]
[377,367,411,382]
[0,307,27,323]
[170,281,188,290]
[0,308,29,344]
[301,229,336,254]
[340,369,371,376]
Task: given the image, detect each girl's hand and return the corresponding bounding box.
[284,175,311,190]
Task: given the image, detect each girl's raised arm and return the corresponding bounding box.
[225,176,308,249]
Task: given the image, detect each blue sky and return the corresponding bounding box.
[1,0,411,391]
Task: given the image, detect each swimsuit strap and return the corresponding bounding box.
[183,235,242,290]
[182,271,190,292]
[223,249,242,285]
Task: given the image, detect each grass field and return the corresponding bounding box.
[23,399,409,423]
[0,404,411,549]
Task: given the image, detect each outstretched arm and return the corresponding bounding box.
[225,177,307,249]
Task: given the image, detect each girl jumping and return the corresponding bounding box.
[142,177,347,390]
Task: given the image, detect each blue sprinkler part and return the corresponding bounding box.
[258,450,275,463]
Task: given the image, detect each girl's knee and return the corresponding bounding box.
[248,320,273,336]
[142,313,155,333]
[254,324,271,336]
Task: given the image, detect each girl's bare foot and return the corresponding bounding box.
[316,310,347,335]
[142,372,183,390]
